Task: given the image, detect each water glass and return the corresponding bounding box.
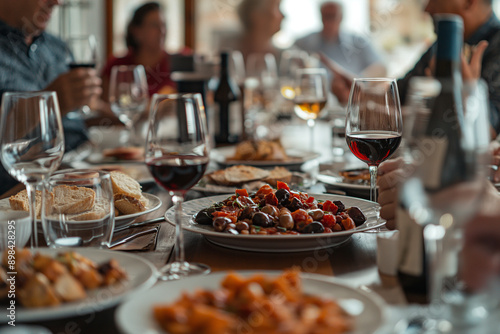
[42,169,115,248]
[0,211,31,251]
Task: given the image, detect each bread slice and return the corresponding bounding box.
[9,189,55,219]
[263,167,292,187]
[53,185,95,215]
[69,200,108,221]
[114,194,149,215]
[225,165,270,185]
[110,171,142,200]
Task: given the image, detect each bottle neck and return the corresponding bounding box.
[220,54,229,78]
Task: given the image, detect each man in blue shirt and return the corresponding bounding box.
[0,0,102,195]
[295,1,386,77]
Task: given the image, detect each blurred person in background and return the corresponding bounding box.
[295,1,386,77]
[219,0,284,62]
[0,0,101,195]
[326,0,500,138]
[101,2,177,99]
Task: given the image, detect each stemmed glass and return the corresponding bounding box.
[293,68,329,152]
[346,78,402,203]
[0,92,65,248]
[396,79,493,333]
[279,49,308,100]
[145,93,210,280]
[109,65,149,146]
[66,35,98,116]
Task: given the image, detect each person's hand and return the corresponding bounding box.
[377,158,405,230]
[319,52,353,105]
[489,140,500,182]
[462,40,488,81]
[46,68,102,115]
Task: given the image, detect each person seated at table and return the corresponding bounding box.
[218,0,284,62]
[325,0,500,138]
[101,2,178,99]
[295,1,386,77]
[0,0,102,196]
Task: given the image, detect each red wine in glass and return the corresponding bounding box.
[346,131,402,166]
[146,155,208,193]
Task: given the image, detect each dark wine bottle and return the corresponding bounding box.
[214,51,241,145]
[396,14,465,304]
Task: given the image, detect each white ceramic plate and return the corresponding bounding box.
[165,194,385,252]
[211,146,320,171]
[318,173,371,191]
[0,193,162,229]
[116,271,387,334]
[2,248,157,323]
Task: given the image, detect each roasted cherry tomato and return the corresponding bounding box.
[323,200,339,214]
[265,193,279,206]
[321,214,336,228]
[256,184,273,197]
[236,189,249,197]
[277,181,290,191]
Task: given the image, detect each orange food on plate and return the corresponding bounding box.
[153,269,353,334]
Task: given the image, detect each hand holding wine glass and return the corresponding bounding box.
[293,68,329,152]
[346,78,402,203]
[109,65,149,146]
[0,92,65,248]
[145,93,210,280]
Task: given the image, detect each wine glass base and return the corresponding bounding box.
[157,261,211,281]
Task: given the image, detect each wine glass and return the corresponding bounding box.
[0,91,65,248]
[397,79,494,333]
[293,68,329,152]
[65,35,98,116]
[109,65,149,146]
[279,49,308,100]
[145,93,210,280]
[346,78,402,203]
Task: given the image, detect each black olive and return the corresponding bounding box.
[333,200,345,212]
[238,206,257,220]
[302,221,325,234]
[252,212,273,227]
[213,217,231,232]
[275,188,290,205]
[195,208,215,225]
[346,207,366,226]
[286,197,303,212]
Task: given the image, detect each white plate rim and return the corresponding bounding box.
[115,270,387,334]
[0,193,162,227]
[115,193,162,222]
[165,194,385,241]
[4,248,157,323]
[211,146,321,167]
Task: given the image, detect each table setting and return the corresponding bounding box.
[1,49,499,334]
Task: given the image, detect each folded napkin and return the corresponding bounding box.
[111,224,160,251]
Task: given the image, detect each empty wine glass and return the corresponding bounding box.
[0,91,65,248]
[346,78,403,203]
[145,93,210,280]
[279,49,308,100]
[109,65,149,146]
[293,68,329,152]
[65,34,98,116]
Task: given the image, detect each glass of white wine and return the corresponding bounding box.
[279,49,308,100]
[293,68,328,152]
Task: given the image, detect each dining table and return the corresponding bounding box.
[2,120,499,334]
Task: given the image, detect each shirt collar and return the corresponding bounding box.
[0,18,46,44]
[466,13,500,45]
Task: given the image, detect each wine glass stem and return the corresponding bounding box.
[307,119,315,152]
[369,165,378,203]
[171,194,186,266]
[26,182,38,248]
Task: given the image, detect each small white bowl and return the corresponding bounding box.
[0,211,31,250]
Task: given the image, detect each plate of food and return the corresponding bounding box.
[116,269,386,334]
[165,182,384,252]
[0,171,162,229]
[211,140,320,171]
[86,146,145,164]
[0,248,157,323]
[318,168,376,197]
[193,165,296,194]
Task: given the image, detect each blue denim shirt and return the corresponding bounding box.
[0,20,88,195]
[398,14,500,134]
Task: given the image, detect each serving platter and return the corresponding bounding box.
[116,270,387,334]
[165,194,385,252]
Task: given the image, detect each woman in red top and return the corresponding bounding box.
[101,2,176,99]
